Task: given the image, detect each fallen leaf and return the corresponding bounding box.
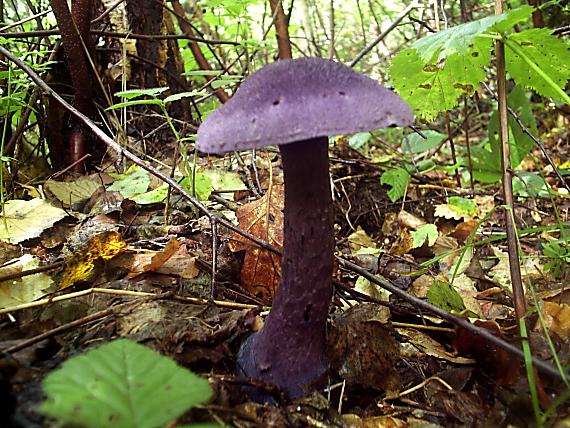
[127,244,199,280]
[0,199,67,244]
[229,185,284,302]
[0,254,54,309]
[454,320,520,385]
[46,175,102,206]
[58,231,127,290]
[328,304,400,394]
[128,238,181,278]
[541,301,570,339]
[398,328,475,365]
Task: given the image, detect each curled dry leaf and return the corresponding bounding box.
[228,185,284,302]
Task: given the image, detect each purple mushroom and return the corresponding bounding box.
[196,58,413,399]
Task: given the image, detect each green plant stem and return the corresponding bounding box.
[503,37,570,104]
[520,319,543,426]
[528,283,570,389]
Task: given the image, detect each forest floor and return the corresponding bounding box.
[0,123,569,428]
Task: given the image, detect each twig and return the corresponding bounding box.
[494,3,526,321]
[349,2,418,68]
[0,261,63,283]
[1,29,240,45]
[0,287,260,316]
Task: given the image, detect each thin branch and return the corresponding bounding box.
[349,1,418,68]
[1,29,240,45]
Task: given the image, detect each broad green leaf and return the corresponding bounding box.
[448,196,477,217]
[411,6,532,62]
[108,166,151,198]
[473,85,537,182]
[412,14,504,62]
[411,224,439,248]
[427,280,466,313]
[491,5,534,33]
[402,130,446,154]
[391,37,491,120]
[513,172,551,197]
[381,167,410,202]
[131,184,169,205]
[435,197,476,220]
[41,339,213,428]
[180,173,213,201]
[115,87,169,99]
[505,29,570,102]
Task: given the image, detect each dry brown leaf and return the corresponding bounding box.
[229,185,284,302]
[127,238,181,278]
[541,301,570,339]
[127,244,199,279]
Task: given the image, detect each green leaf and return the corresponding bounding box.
[447,196,477,217]
[115,87,169,99]
[164,91,208,103]
[41,339,213,428]
[108,166,151,198]
[490,5,534,33]
[348,132,372,150]
[427,280,466,313]
[473,85,537,182]
[505,29,570,102]
[402,130,446,154]
[106,99,164,110]
[180,173,213,201]
[513,172,552,197]
[381,167,410,202]
[391,38,491,121]
[412,14,505,62]
[131,184,169,205]
[411,224,439,248]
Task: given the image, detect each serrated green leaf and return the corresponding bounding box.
[391,38,491,120]
[411,224,439,248]
[381,167,410,202]
[491,5,534,33]
[412,14,505,62]
[41,339,213,428]
[427,280,466,312]
[505,29,570,101]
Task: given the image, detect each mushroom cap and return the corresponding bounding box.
[196,57,413,154]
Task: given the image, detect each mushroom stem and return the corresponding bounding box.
[237,137,334,398]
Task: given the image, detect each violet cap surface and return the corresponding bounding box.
[195,57,413,153]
